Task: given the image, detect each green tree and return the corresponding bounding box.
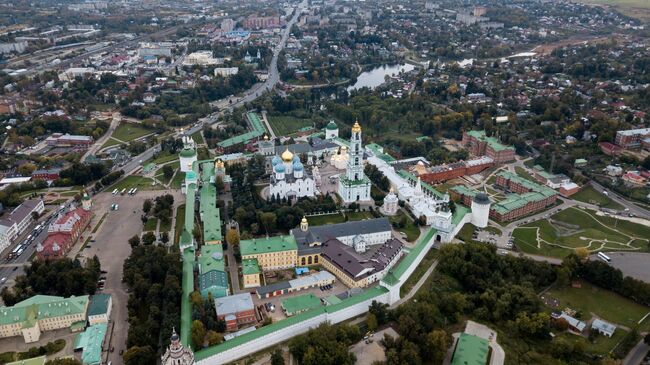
[271,349,285,365]
[226,228,240,246]
[191,320,206,350]
[141,232,156,245]
[128,235,141,248]
[367,313,378,332]
[123,345,156,365]
[162,165,174,179]
[206,330,223,346]
[143,199,152,214]
[161,231,169,245]
[425,330,449,364]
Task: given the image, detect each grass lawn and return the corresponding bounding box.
[107,175,164,192]
[456,223,478,243]
[111,122,152,142]
[101,137,122,149]
[191,130,205,144]
[144,217,158,231]
[307,213,346,226]
[268,115,313,136]
[512,207,650,258]
[400,248,437,297]
[152,151,179,165]
[556,328,628,355]
[574,0,650,21]
[347,210,376,221]
[387,210,420,242]
[572,186,624,210]
[546,280,650,329]
[514,166,537,182]
[174,204,186,246]
[171,170,185,189]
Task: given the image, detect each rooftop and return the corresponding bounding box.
[242,258,260,275]
[73,323,107,365]
[466,130,514,152]
[451,333,490,365]
[215,293,254,316]
[87,294,111,317]
[240,235,298,256]
[281,294,322,314]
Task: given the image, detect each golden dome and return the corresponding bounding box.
[264,135,269,140]
[351,120,361,133]
[301,216,308,224]
[215,159,224,169]
[281,147,294,162]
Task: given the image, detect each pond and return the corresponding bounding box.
[347,63,415,92]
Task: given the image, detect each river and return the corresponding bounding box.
[347,63,416,92]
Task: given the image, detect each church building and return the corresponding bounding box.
[338,121,371,203]
[268,147,316,201]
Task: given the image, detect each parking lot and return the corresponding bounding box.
[349,327,399,365]
[78,189,182,365]
[596,252,650,282]
[252,276,350,322]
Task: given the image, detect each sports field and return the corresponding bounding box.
[268,115,313,136]
[576,0,650,21]
[513,207,650,257]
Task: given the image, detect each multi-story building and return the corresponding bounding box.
[451,171,557,222]
[240,235,298,271]
[45,133,93,148]
[615,128,650,149]
[462,130,515,164]
[338,121,372,203]
[37,196,92,260]
[0,295,89,343]
[214,294,256,331]
[291,217,392,258]
[31,168,61,182]
[0,199,45,251]
[416,156,494,184]
[87,294,112,325]
[243,16,281,29]
[319,238,403,288]
[197,244,228,298]
[242,259,261,288]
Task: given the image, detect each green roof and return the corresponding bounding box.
[0,295,89,327]
[74,323,107,365]
[388,228,436,281]
[87,294,111,317]
[397,170,444,198]
[242,258,260,275]
[179,148,197,158]
[326,121,338,130]
[199,270,228,297]
[200,184,222,243]
[217,112,267,148]
[185,182,196,234]
[451,333,490,365]
[466,130,514,152]
[6,356,46,365]
[180,248,195,348]
[323,295,342,305]
[198,244,225,274]
[194,286,388,361]
[281,294,322,315]
[240,235,298,256]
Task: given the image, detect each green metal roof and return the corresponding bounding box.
[74,323,107,365]
[180,248,195,348]
[179,148,197,158]
[326,121,338,130]
[87,294,111,317]
[451,333,490,365]
[200,184,222,243]
[6,356,46,365]
[217,112,267,148]
[240,235,298,256]
[199,270,228,293]
[281,294,322,315]
[185,182,196,234]
[198,244,225,274]
[242,258,260,275]
[397,170,444,199]
[387,228,437,281]
[323,295,342,306]
[466,130,514,152]
[0,295,89,326]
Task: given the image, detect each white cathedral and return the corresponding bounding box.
[338,121,371,203]
[269,147,316,201]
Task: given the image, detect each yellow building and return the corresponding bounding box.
[242,259,261,288]
[240,235,298,271]
[0,295,89,343]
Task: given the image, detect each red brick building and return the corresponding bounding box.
[31,168,61,181]
[37,207,92,260]
[462,130,515,164]
[614,128,650,149]
[417,156,494,184]
[598,142,622,156]
[214,293,256,331]
[45,133,94,148]
[243,16,281,29]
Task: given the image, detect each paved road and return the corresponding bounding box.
[0,206,65,292]
[115,1,306,178]
[623,339,649,365]
[83,112,121,161]
[589,180,650,219]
